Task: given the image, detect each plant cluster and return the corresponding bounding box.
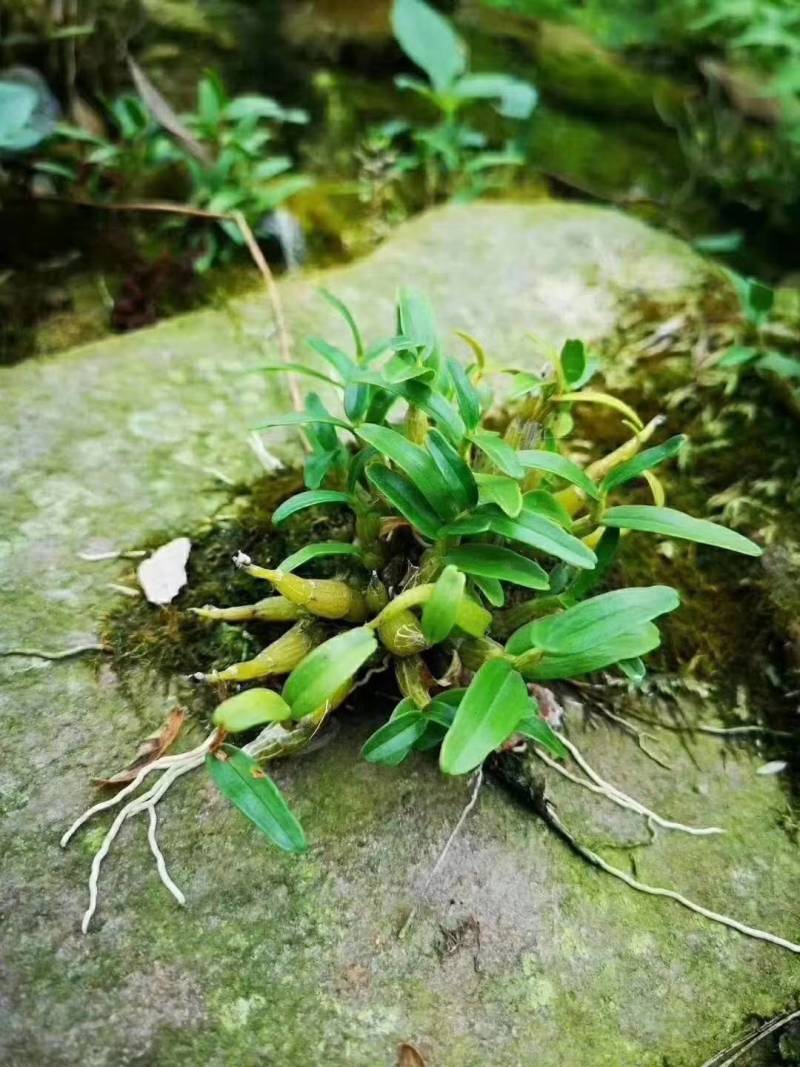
[189,288,762,852]
[377,0,538,202]
[41,72,311,270]
[718,273,800,386]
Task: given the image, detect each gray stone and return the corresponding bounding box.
[1,203,797,1067]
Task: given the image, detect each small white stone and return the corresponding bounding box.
[137,537,191,605]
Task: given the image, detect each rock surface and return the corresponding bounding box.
[2,203,798,1067]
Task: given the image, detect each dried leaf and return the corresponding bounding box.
[127,57,210,163]
[96,708,186,788]
[137,537,191,605]
[397,1043,426,1067]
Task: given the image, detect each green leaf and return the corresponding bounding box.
[758,352,800,380]
[391,0,466,92]
[444,544,550,591]
[213,688,293,732]
[471,573,505,606]
[470,429,525,478]
[397,287,439,360]
[514,712,568,759]
[344,380,371,421]
[242,362,341,388]
[422,565,466,643]
[601,505,762,557]
[437,513,492,537]
[254,411,351,432]
[447,357,482,430]
[320,287,364,358]
[745,279,774,324]
[601,436,686,495]
[440,660,530,775]
[452,73,538,119]
[560,339,586,387]
[279,542,363,573]
[366,464,442,540]
[272,490,352,526]
[717,344,759,369]
[428,429,479,511]
[206,745,306,852]
[487,510,597,569]
[566,528,619,601]
[356,424,455,519]
[283,627,376,718]
[519,624,661,681]
[619,656,646,683]
[554,390,643,430]
[522,490,573,529]
[306,336,357,378]
[506,585,680,656]
[454,594,492,637]
[517,449,600,500]
[475,473,523,517]
[399,379,466,447]
[362,710,427,764]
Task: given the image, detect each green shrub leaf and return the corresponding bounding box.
[444,544,549,590]
[506,585,679,655]
[514,713,568,758]
[213,688,293,732]
[560,339,586,387]
[520,624,661,680]
[362,710,428,764]
[391,0,466,92]
[475,473,523,517]
[601,505,762,556]
[469,429,525,478]
[366,464,442,539]
[517,449,600,500]
[601,436,686,495]
[428,428,479,510]
[283,627,376,718]
[440,660,530,775]
[487,510,597,569]
[279,542,363,573]
[422,565,466,643]
[356,423,455,518]
[272,490,352,526]
[206,745,306,852]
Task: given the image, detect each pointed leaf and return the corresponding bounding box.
[554,391,643,430]
[444,544,549,591]
[601,436,686,495]
[514,712,568,759]
[213,688,292,732]
[517,449,600,500]
[601,506,762,556]
[440,660,530,775]
[519,624,661,680]
[320,287,364,358]
[507,585,679,655]
[487,510,597,569]
[283,627,376,718]
[560,339,586,387]
[356,423,455,518]
[447,357,482,430]
[279,542,363,573]
[272,490,352,526]
[422,565,466,643]
[475,474,522,517]
[362,710,427,765]
[207,745,306,852]
[428,428,478,510]
[471,573,505,606]
[470,429,524,478]
[366,464,442,539]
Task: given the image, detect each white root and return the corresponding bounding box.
[63,722,301,932]
[556,734,724,836]
[544,801,800,955]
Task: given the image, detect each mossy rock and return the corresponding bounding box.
[2,202,799,1066]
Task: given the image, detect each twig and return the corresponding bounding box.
[558,734,724,836]
[78,549,147,561]
[700,1008,800,1067]
[32,194,306,422]
[540,800,800,955]
[398,768,483,940]
[0,643,107,661]
[231,210,303,417]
